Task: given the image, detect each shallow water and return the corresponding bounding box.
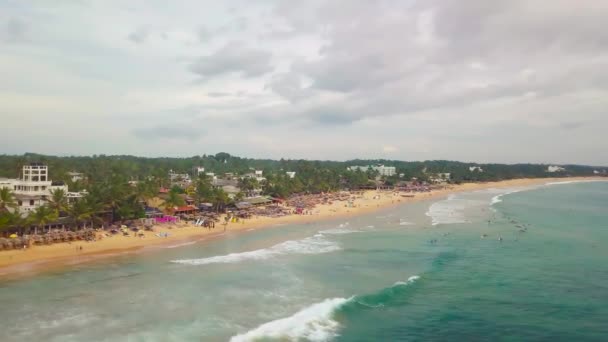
[1,181,607,341]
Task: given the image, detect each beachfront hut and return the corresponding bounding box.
[234,202,253,210]
[244,196,273,207]
[198,203,214,212]
[171,205,198,215]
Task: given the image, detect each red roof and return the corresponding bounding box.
[174,205,197,212]
[159,187,169,194]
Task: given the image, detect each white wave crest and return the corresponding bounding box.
[165,240,199,249]
[490,188,527,206]
[393,275,421,286]
[230,297,350,342]
[171,236,340,266]
[426,196,468,226]
[399,219,413,226]
[546,179,606,186]
[320,222,373,235]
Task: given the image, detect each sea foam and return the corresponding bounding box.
[230,297,349,342]
[320,222,374,235]
[231,275,421,341]
[545,180,606,186]
[426,196,468,225]
[171,235,340,266]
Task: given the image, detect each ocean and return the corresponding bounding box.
[0,181,607,341]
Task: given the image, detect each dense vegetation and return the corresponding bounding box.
[0,152,603,234]
[0,152,601,187]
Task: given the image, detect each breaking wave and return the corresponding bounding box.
[545,180,606,186]
[230,297,348,342]
[230,275,421,342]
[171,235,340,266]
[165,240,199,249]
[426,196,468,225]
[319,222,374,235]
[399,219,414,226]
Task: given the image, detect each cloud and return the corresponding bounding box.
[132,125,205,141]
[127,28,149,44]
[3,17,26,43]
[383,145,398,153]
[189,41,274,78]
[207,91,232,98]
[197,26,212,42]
[1,0,608,164]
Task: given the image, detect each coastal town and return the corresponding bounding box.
[0,162,440,252]
[0,155,604,273]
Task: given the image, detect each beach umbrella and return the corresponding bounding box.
[9,233,18,238]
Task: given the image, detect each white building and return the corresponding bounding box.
[469,166,483,172]
[348,165,397,177]
[0,163,84,216]
[243,170,266,182]
[67,171,85,182]
[430,173,451,184]
[192,166,205,177]
[286,171,296,179]
[169,169,191,185]
[547,165,566,173]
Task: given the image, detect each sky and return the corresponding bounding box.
[1,0,607,165]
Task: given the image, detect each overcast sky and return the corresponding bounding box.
[1,1,607,165]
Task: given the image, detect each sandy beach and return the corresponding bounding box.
[0,177,602,278]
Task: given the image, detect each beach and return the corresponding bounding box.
[1,178,607,341]
[0,177,601,278]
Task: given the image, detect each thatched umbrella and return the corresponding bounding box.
[31,235,42,245]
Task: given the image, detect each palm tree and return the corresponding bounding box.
[195,175,213,204]
[27,205,58,234]
[212,188,230,213]
[0,211,25,235]
[0,188,18,213]
[47,188,69,216]
[134,180,156,205]
[68,199,93,230]
[163,190,185,210]
[163,190,185,212]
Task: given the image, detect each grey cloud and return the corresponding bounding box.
[198,26,212,42]
[559,121,585,130]
[265,73,310,102]
[264,0,608,127]
[132,125,205,140]
[127,28,149,44]
[3,18,26,43]
[208,91,232,98]
[189,41,274,78]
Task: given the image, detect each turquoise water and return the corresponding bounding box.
[1,181,607,341]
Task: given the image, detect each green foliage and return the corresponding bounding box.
[195,175,214,204]
[163,189,185,211]
[0,188,18,213]
[0,153,601,228]
[27,205,58,233]
[48,188,69,216]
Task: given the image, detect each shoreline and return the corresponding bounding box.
[0,177,604,280]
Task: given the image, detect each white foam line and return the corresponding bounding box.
[171,235,340,266]
[545,179,607,186]
[230,297,349,342]
[232,275,421,341]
